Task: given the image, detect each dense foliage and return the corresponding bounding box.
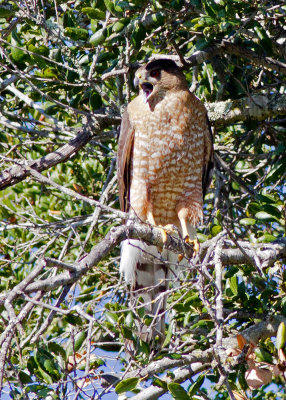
[0,0,286,399]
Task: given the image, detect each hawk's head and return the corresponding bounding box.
[134,58,187,104]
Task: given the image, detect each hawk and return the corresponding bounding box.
[117,58,213,342]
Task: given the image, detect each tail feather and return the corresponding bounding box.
[120,237,191,343]
[120,239,168,341]
[134,261,168,341]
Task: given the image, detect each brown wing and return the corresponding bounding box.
[202,115,214,199]
[117,108,134,212]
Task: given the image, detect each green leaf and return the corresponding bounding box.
[105,311,118,324]
[104,0,121,16]
[82,7,106,20]
[202,0,217,18]
[255,211,278,222]
[90,28,107,46]
[276,322,286,349]
[89,91,103,110]
[43,67,58,78]
[34,348,61,382]
[37,365,54,384]
[11,45,26,63]
[115,377,139,394]
[112,18,130,32]
[0,6,14,18]
[27,43,49,68]
[263,204,281,219]
[73,331,87,353]
[19,371,33,384]
[125,311,134,328]
[120,325,134,340]
[48,342,67,361]
[188,374,205,397]
[255,348,273,363]
[64,313,83,326]
[66,331,87,356]
[131,23,146,49]
[257,194,277,204]
[248,202,261,214]
[90,358,105,369]
[11,31,25,63]
[211,225,222,236]
[168,383,190,399]
[197,233,208,242]
[229,275,238,296]
[257,234,276,243]
[239,218,256,226]
[253,22,273,55]
[153,377,168,390]
[162,321,173,347]
[64,27,89,41]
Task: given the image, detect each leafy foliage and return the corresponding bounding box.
[0,0,286,399]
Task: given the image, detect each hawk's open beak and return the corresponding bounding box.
[141,82,153,103]
[134,75,153,103]
[133,75,140,88]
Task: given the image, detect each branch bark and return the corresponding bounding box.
[108,315,286,400]
[0,221,284,302]
[206,93,286,126]
[0,121,103,190]
[218,40,286,75]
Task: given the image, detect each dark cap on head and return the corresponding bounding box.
[145,59,179,72]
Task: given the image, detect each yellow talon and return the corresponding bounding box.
[159,227,168,244]
[184,237,200,256]
[158,224,175,243]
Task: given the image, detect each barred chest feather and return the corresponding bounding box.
[127,89,206,226]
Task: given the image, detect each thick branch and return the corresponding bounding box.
[131,362,211,400]
[112,315,286,400]
[0,222,284,301]
[110,41,286,78]
[0,129,93,189]
[206,93,286,125]
[219,40,286,75]
[222,315,286,351]
[0,122,103,190]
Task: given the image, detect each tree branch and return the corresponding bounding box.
[206,93,286,126]
[0,122,101,190]
[108,314,286,400]
[0,221,284,302]
[219,40,286,75]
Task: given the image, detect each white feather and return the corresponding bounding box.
[120,239,165,284]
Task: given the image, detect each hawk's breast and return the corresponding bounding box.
[128,90,206,225]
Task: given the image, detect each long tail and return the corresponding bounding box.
[120,239,169,342]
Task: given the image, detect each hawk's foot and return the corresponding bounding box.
[184,236,200,256]
[158,224,176,244]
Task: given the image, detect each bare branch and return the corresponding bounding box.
[207,93,286,126]
[0,123,100,190]
[0,222,284,302]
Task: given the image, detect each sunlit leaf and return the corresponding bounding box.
[115,378,139,394]
[168,383,190,399]
[276,322,286,350]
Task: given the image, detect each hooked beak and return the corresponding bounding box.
[141,82,153,103]
[134,76,153,103]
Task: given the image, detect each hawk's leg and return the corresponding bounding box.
[178,214,200,255]
[147,211,175,244]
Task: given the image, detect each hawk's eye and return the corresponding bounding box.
[150,69,160,78]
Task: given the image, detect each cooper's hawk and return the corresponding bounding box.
[117,58,213,342]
